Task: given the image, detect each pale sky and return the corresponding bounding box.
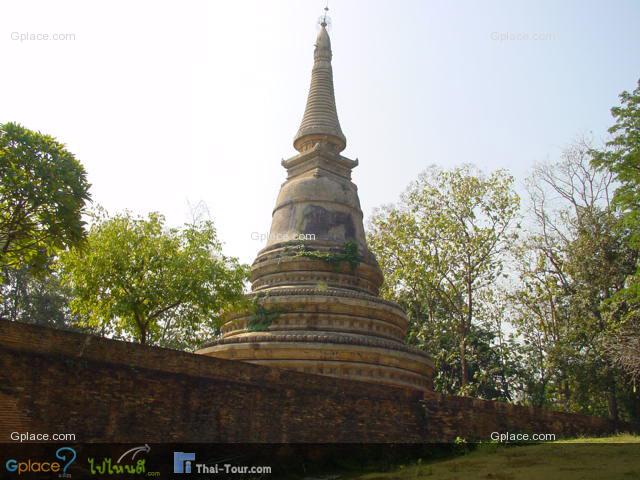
[2,0,639,264]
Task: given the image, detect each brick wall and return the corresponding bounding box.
[0,320,634,443]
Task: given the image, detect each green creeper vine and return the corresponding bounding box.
[246,293,281,332]
[294,241,362,271]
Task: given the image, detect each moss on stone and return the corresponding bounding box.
[294,241,362,271]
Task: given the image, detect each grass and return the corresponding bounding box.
[342,435,640,480]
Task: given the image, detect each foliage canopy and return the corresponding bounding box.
[58,211,248,349]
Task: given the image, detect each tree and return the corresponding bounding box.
[58,211,248,349]
[368,165,520,396]
[593,79,640,248]
[605,292,640,384]
[0,122,90,276]
[0,264,75,329]
[590,79,640,419]
[512,139,637,420]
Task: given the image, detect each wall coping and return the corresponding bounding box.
[0,320,422,402]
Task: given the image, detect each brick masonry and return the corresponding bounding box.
[0,320,636,443]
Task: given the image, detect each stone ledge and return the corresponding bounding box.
[242,286,406,311]
[202,331,433,363]
[198,340,434,388]
[249,359,432,390]
[221,312,406,342]
[223,295,410,332]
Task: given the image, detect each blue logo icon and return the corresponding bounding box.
[173,452,195,474]
[56,447,77,474]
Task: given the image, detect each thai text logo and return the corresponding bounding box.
[88,444,156,476]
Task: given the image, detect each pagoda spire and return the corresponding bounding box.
[293,11,346,153]
[199,12,434,393]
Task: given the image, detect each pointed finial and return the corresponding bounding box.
[294,7,346,153]
[321,3,329,27]
[319,2,331,29]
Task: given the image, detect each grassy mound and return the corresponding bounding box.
[348,435,639,480]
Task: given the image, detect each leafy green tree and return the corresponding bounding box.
[593,79,640,248]
[368,165,520,397]
[58,211,248,349]
[0,122,90,276]
[512,140,637,420]
[0,264,75,329]
[590,79,640,416]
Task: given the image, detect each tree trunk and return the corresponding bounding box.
[562,378,571,411]
[607,376,619,423]
[460,336,468,387]
[460,310,469,388]
[460,274,473,389]
[135,311,147,345]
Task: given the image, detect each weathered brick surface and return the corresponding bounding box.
[0,320,635,443]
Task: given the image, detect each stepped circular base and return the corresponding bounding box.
[197,287,434,392]
[220,289,409,343]
[198,333,434,391]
